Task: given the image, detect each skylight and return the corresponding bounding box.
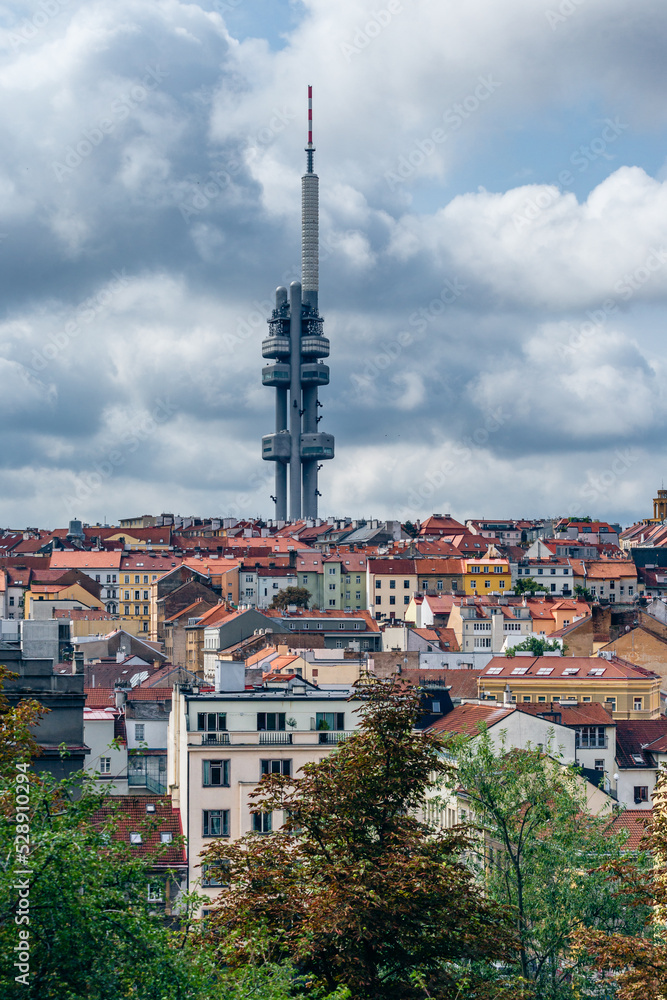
[536,667,553,676]
[631,754,644,765]
[563,668,580,676]
[486,667,503,675]
[588,667,606,676]
[511,667,529,675]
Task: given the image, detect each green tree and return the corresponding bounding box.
[446,732,648,999]
[403,521,420,538]
[579,764,667,999]
[202,677,515,1000]
[514,578,547,596]
[574,584,594,601]
[504,635,562,657]
[269,586,311,610]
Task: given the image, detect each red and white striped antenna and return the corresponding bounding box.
[306,84,315,172]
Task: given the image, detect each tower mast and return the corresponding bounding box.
[261,86,334,522]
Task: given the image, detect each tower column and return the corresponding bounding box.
[289,281,302,520]
[275,387,287,521]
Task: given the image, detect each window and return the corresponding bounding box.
[389,596,396,605]
[470,580,476,588]
[634,698,643,711]
[252,812,272,834]
[142,622,148,632]
[202,760,230,786]
[124,590,130,600]
[134,605,140,616]
[95,574,101,582]
[160,832,173,844]
[404,595,410,604]
[135,724,145,741]
[329,583,336,591]
[576,726,606,748]
[551,584,556,592]
[550,568,556,575]
[474,637,491,648]
[537,696,547,703]
[124,575,129,583]
[356,592,361,600]
[329,599,336,606]
[147,884,163,902]
[203,809,230,837]
[99,757,111,774]
[594,760,604,771]
[356,576,361,584]
[470,566,480,574]
[261,759,291,777]
[130,832,142,845]
[634,786,649,803]
[605,697,617,712]
[316,712,345,731]
[375,580,381,589]
[537,568,543,575]
[257,713,285,732]
[143,605,149,615]
[106,574,112,583]
[494,566,503,574]
[143,575,149,584]
[389,580,396,589]
[484,580,491,588]
[134,575,140,584]
[328,567,336,575]
[499,580,505,589]
[375,597,381,605]
[8,597,13,606]
[201,862,228,887]
[143,590,149,600]
[197,713,227,732]
[522,696,531,702]
[124,606,130,615]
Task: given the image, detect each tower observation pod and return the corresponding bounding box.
[261,85,334,521]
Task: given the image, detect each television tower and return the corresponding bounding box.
[261,86,334,521]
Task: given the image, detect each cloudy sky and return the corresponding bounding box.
[2,0,667,529]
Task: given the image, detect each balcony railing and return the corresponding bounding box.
[318,731,353,745]
[200,733,231,745]
[259,732,292,745]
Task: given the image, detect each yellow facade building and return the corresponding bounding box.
[478,655,661,720]
[462,558,512,596]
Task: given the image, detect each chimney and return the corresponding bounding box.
[73,651,84,675]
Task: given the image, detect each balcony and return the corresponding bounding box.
[189,731,351,747]
[259,732,292,745]
[318,731,353,745]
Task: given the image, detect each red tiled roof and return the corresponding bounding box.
[480,656,659,682]
[93,796,186,866]
[426,703,514,735]
[517,701,615,726]
[608,809,652,850]
[616,720,667,769]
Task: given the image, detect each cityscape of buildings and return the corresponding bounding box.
[5,494,667,909]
